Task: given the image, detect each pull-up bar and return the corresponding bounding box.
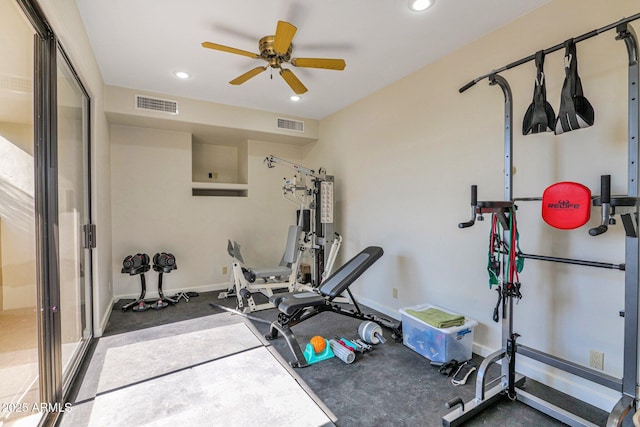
[459,12,640,93]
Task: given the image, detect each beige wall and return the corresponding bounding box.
[104,85,319,144]
[30,0,317,336]
[32,0,640,411]
[307,0,637,411]
[39,0,113,336]
[110,125,305,297]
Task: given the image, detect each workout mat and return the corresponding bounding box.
[71,312,245,404]
[96,322,262,394]
[88,337,334,426]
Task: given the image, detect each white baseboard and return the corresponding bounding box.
[113,282,230,302]
[93,295,116,338]
[468,338,619,413]
[355,294,619,412]
[471,342,497,358]
[515,355,619,412]
[349,293,401,321]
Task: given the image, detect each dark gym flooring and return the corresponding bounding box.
[72,290,609,426]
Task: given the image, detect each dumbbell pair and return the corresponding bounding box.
[121,252,177,312]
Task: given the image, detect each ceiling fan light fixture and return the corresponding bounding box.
[290,95,301,102]
[201,20,344,94]
[408,0,435,12]
[174,71,191,79]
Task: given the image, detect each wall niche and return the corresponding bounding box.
[191,137,248,197]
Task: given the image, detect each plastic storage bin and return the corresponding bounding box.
[400,304,478,363]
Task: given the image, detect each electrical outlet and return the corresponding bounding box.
[392,288,398,299]
[589,350,604,370]
[222,266,228,275]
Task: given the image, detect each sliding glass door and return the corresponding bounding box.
[0,1,93,425]
[57,46,92,390]
[0,0,40,424]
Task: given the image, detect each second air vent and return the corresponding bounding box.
[277,117,304,132]
[135,95,178,115]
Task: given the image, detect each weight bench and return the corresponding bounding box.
[265,246,402,367]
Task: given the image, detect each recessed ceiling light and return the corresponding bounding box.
[409,0,435,12]
[174,71,190,79]
[290,95,301,102]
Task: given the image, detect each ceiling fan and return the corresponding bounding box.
[202,20,346,95]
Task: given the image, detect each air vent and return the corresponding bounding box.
[0,75,32,93]
[277,117,304,132]
[135,94,178,115]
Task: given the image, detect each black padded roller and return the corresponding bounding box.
[445,397,464,410]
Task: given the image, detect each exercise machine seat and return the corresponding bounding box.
[229,225,302,278]
[270,246,383,315]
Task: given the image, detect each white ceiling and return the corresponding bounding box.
[75,0,550,120]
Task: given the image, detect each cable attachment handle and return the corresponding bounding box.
[459,185,478,228]
[589,175,612,236]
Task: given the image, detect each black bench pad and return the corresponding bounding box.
[270,292,326,316]
[269,246,383,316]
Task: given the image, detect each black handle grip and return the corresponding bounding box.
[589,225,608,236]
[445,397,464,410]
[601,175,611,204]
[458,185,478,228]
[459,80,477,93]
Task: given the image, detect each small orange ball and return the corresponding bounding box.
[310,336,326,353]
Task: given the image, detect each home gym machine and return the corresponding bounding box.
[223,228,303,313]
[444,14,640,427]
[264,155,341,286]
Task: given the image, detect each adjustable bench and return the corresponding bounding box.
[266,246,402,367]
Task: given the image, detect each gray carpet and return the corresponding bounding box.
[64,290,609,426]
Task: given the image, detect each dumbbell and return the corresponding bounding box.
[122,253,150,275]
[153,252,177,273]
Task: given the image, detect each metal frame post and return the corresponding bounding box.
[445,18,640,427]
[443,74,515,426]
[489,73,516,392]
[608,23,640,426]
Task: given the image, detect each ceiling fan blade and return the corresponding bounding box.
[229,66,267,85]
[280,68,307,94]
[291,57,346,70]
[273,21,297,55]
[201,42,259,59]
